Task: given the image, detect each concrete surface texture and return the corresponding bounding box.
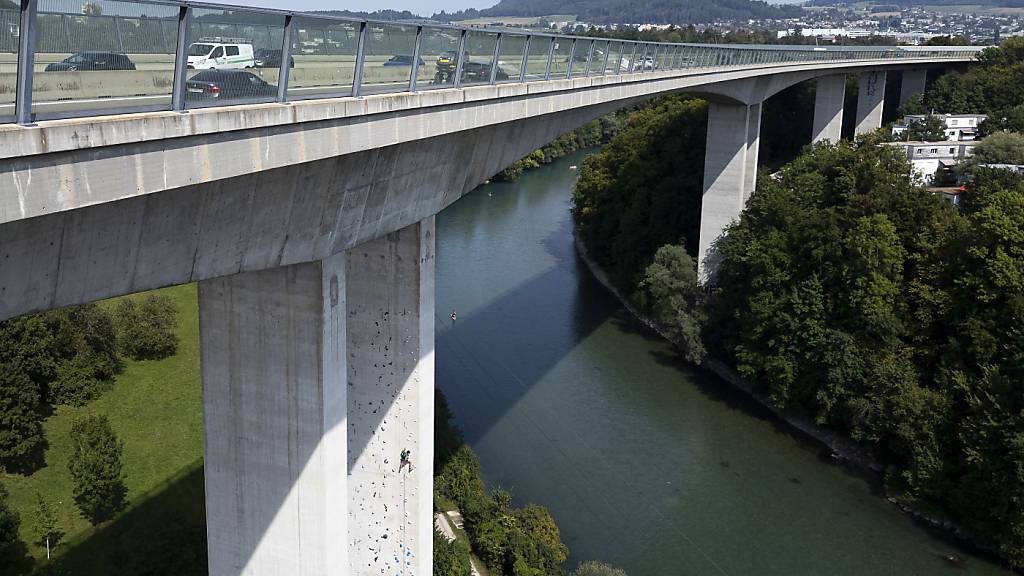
[698,100,762,283]
[0,103,612,322]
[900,68,928,106]
[812,74,846,143]
[198,252,348,576]
[855,70,888,136]
[346,218,435,576]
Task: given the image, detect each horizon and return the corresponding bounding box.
[229,0,495,15]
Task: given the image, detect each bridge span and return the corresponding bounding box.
[0,2,981,573]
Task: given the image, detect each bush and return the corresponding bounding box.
[48,358,112,406]
[571,561,627,576]
[114,295,179,361]
[0,362,45,468]
[44,304,121,405]
[69,415,128,524]
[433,529,473,576]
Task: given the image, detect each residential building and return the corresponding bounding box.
[891,113,988,141]
[887,141,975,185]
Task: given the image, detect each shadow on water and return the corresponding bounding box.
[11,460,208,576]
[436,183,621,447]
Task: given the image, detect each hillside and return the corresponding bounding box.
[442,0,803,24]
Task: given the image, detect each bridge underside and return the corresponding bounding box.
[0,101,623,321]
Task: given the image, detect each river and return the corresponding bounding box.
[433,149,1015,576]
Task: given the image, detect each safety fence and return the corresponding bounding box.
[0,0,984,125]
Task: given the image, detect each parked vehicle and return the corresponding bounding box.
[44,51,135,72]
[384,55,424,67]
[253,48,294,68]
[184,70,277,101]
[187,39,255,70]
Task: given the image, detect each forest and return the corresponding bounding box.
[571,39,1024,566]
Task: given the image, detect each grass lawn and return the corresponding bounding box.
[0,284,204,575]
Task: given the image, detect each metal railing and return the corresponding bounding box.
[0,0,984,126]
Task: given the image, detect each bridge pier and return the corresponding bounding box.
[900,69,927,107]
[199,254,349,576]
[855,71,887,136]
[198,217,435,576]
[345,217,435,576]
[698,100,763,282]
[812,74,846,143]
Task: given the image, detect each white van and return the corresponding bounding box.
[187,38,255,70]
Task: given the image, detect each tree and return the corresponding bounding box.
[68,415,128,524]
[45,304,121,406]
[970,131,1024,166]
[433,529,472,576]
[635,244,705,363]
[905,115,947,141]
[114,295,179,361]
[0,362,45,469]
[571,561,628,576]
[33,492,63,558]
[0,482,20,549]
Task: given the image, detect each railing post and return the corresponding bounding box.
[114,16,125,53]
[544,36,554,80]
[14,0,37,125]
[584,40,595,76]
[601,41,611,74]
[519,35,530,82]
[566,38,576,78]
[352,21,367,97]
[628,42,637,72]
[409,25,423,92]
[453,29,467,87]
[277,14,294,103]
[489,32,502,84]
[170,5,191,112]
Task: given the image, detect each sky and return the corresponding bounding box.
[231,0,495,15]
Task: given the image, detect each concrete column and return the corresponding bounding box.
[698,100,762,283]
[742,102,762,206]
[855,70,887,136]
[812,74,845,143]
[346,217,435,576]
[199,254,348,576]
[900,69,927,107]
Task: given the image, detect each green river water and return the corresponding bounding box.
[434,149,1015,576]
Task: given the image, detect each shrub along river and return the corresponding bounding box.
[434,149,1015,575]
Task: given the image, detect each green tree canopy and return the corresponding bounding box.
[68,415,128,524]
[571,561,628,576]
[906,115,948,141]
[970,131,1024,165]
[0,362,45,469]
[434,529,473,576]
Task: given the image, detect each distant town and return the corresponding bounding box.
[441,4,1015,45]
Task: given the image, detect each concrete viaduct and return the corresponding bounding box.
[0,10,979,573]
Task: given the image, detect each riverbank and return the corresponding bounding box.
[572,230,1010,568]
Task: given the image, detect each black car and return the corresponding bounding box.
[44,51,136,72]
[254,48,294,69]
[461,61,509,82]
[184,70,278,101]
[384,54,425,67]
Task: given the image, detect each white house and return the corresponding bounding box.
[887,141,975,185]
[892,114,988,141]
